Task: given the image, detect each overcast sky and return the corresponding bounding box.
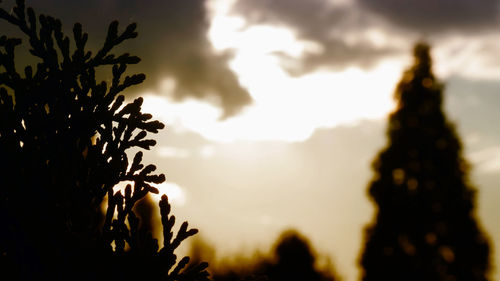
[2,1,500,280]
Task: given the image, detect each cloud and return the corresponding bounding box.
[232,0,398,75]
[1,0,252,118]
[432,34,500,80]
[468,146,500,173]
[140,57,402,143]
[156,146,191,159]
[153,182,187,206]
[357,0,500,33]
[200,145,216,158]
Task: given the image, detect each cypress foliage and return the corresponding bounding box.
[0,1,208,280]
[360,43,490,281]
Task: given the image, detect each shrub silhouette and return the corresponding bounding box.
[265,230,337,281]
[209,230,338,281]
[0,1,208,280]
[360,43,490,281]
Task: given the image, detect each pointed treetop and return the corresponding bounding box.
[394,42,442,111]
[412,42,432,77]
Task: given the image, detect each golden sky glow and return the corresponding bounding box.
[140,0,500,144]
[3,1,500,281]
[142,59,402,142]
[127,1,500,281]
[134,2,500,280]
[140,1,407,143]
[113,180,186,207]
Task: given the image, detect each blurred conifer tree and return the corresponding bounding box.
[360,43,490,281]
[0,1,208,280]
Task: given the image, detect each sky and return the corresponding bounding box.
[2,0,500,280]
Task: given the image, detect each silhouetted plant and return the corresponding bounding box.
[360,43,490,281]
[265,230,337,281]
[0,1,208,280]
[208,230,338,281]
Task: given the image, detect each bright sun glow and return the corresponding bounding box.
[139,0,406,143]
[151,182,187,206]
[113,181,187,206]
[142,60,402,142]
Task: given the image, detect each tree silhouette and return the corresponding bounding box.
[0,1,208,280]
[209,230,338,281]
[360,43,490,281]
[265,230,337,281]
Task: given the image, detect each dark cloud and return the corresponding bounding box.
[357,0,500,33]
[1,0,252,118]
[232,0,397,75]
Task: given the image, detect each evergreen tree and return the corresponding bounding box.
[360,43,490,281]
[0,1,208,280]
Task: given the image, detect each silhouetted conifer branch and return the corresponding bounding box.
[0,1,210,280]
